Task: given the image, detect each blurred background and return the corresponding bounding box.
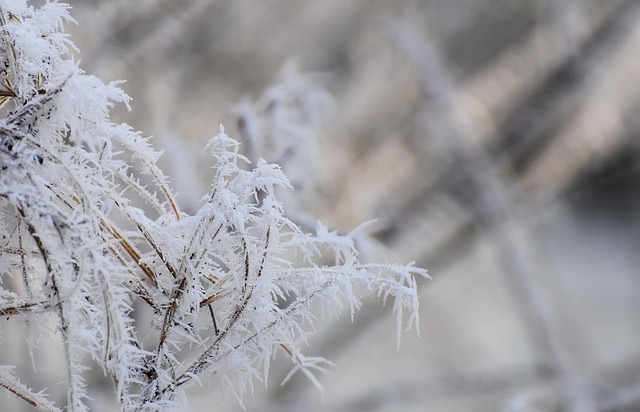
[52,0,640,410]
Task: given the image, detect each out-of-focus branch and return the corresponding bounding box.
[520,0,640,201]
[80,0,218,75]
[382,0,636,243]
[388,21,595,412]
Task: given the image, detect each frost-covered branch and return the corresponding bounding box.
[0,2,426,411]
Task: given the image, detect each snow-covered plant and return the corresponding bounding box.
[233,64,331,218]
[0,1,426,411]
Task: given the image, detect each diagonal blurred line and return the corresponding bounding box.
[81,0,221,75]
[386,19,597,412]
[487,0,639,175]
